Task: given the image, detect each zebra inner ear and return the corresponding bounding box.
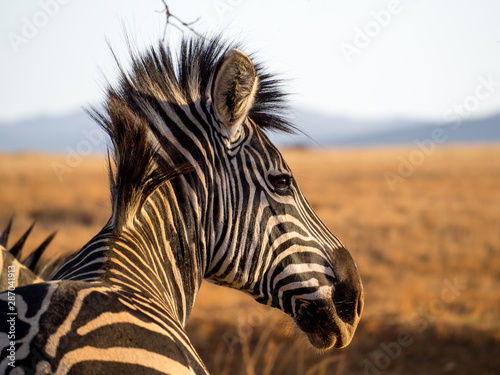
[212,49,258,134]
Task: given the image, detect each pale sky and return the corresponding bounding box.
[1,0,500,123]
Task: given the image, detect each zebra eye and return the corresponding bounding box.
[270,174,291,192]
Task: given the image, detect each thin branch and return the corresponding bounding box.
[158,0,202,42]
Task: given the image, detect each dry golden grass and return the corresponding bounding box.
[1,145,499,374]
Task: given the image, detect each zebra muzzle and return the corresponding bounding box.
[293,278,363,350]
[294,298,361,349]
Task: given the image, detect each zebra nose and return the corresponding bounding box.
[329,247,364,325]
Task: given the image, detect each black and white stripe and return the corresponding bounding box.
[0,36,363,374]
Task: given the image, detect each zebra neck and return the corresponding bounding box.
[52,222,114,281]
[104,183,209,326]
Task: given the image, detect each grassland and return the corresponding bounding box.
[1,145,499,374]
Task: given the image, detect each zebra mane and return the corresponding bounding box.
[89,97,185,229]
[118,35,295,134]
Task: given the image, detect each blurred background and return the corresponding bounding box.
[1,1,499,374]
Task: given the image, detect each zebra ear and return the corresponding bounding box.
[212,49,258,133]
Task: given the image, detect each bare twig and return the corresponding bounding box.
[157,0,202,42]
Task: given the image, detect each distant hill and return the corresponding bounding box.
[269,110,500,147]
[329,114,500,147]
[1,109,499,152]
[0,111,107,153]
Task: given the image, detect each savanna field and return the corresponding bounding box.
[1,145,499,375]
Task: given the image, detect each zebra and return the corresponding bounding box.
[0,36,363,374]
[0,219,57,290]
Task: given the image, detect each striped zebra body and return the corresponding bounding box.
[0,36,363,374]
[3,281,206,374]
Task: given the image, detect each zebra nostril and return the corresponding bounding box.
[332,280,361,325]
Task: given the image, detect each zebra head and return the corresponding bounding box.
[106,38,363,350]
[199,47,364,349]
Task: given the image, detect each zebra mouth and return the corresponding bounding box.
[293,299,360,350]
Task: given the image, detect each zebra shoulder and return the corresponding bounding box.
[0,281,207,374]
